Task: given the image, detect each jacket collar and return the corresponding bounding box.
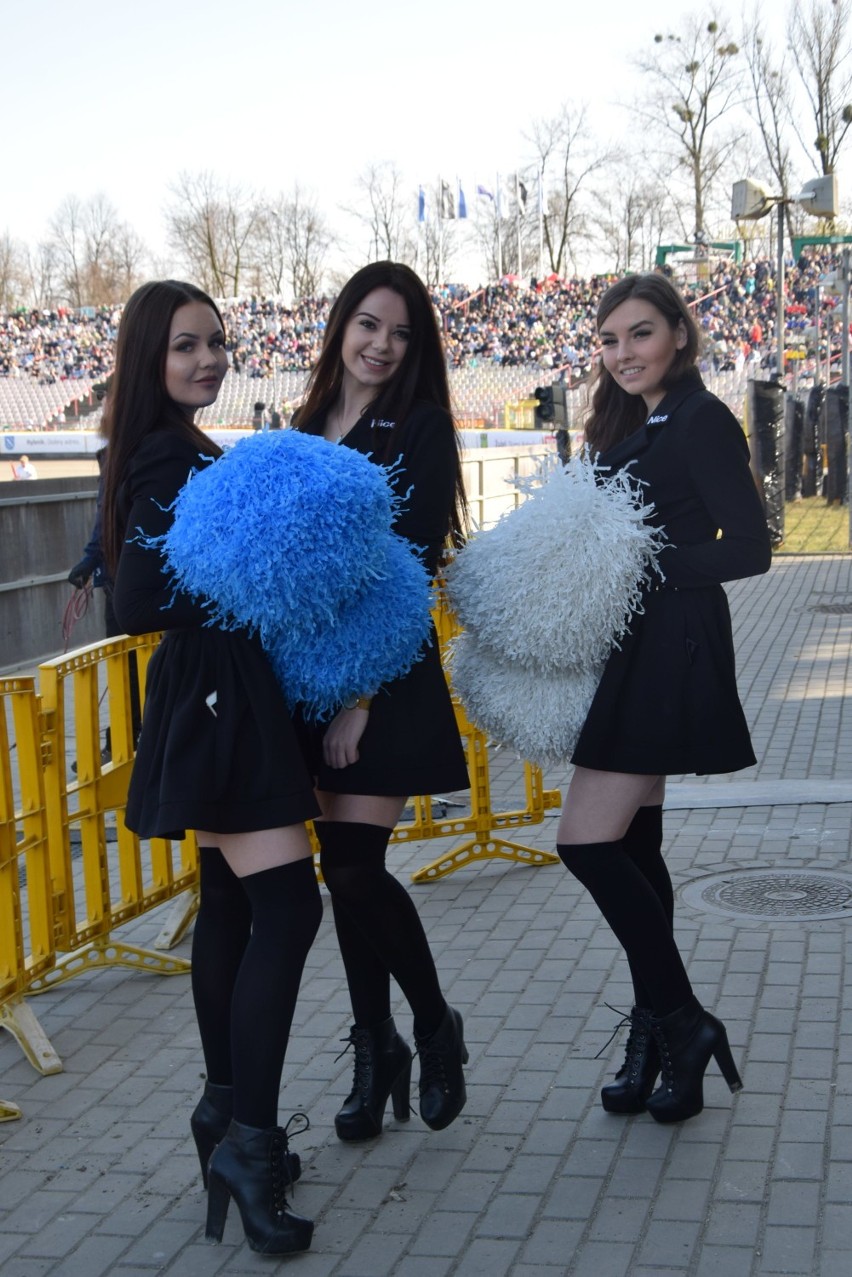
[599,370,705,467]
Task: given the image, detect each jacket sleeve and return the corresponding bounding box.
[658,400,772,588]
[112,434,215,634]
[390,405,459,578]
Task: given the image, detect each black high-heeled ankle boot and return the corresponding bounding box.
[205,1120,313,1255]
[190,1083,302,1188]
[646,997,743,1124]
[600,1007,660,1115]
[415,1005,469,1131]
[335,1016,412,1141]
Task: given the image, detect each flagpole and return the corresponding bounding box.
[515,171,523,279]
[538,166,544,279]
[496,172,503,279]
[438,175,444,286]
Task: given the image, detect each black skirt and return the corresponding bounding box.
[296,628,470,797]
[571,584,756,777]
[125,627,320,839]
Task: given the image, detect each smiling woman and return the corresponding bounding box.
[164,303,229,411]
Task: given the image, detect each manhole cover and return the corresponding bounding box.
[682,869,852,921]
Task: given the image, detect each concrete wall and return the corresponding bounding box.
[1,478,105,670]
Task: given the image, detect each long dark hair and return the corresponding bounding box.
[584,273,701,454]
[102,280,225,574]
[297,261,467,549]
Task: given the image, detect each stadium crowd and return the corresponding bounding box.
[0,253,846,387]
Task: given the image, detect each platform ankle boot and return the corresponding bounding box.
[191,1083,302,1189]
[600,1007,660,1115]
[335,1016,412,1142]
[205,1120,312,1255]
[646,997,743,1124]
[415,1005,469,1131]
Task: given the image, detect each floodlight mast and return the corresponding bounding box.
[731,176,839,388]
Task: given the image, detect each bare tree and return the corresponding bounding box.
[527,104,613,276]
[635,16,746,239]
[594,164,674,272]
[255,185,332,298]
[788,0,852,175]
[0,232,27,310]
[48,193,147,307]
[166,171,261,297]
[349,163,416,264]
[24,242,61,309]
[742,10,796,201]
[416,180,461,284]
[474,175,538,279]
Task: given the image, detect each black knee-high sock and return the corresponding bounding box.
[230,858,323,1129]
[558,839,692,1017]
[621,806,673,1009]
[318,821,446,1036]
[191,847,251,1085]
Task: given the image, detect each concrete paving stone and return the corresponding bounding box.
[747,1032,796,1064]
[714,1160,772,1202]
[155,1241,235,1276]
[650,1177,712,1222]
[318,1231,406,1277]
[820,1202,852,1249]
[452,1236,523,1275]
[759,1224,817,1273]
[767,1178,822,1227]
[693,1244,758,1277]
[705,1201,764,1250]
[635,1218,699,1269]
[517,1217,585,1265]
[772,1140,827,1180]
[49,1234,137,1277]
[790,1047,838,1080]
[0,1260,53,1275]
[353,1190,439,1237]
[477,1189,540,1238]
[406,1209,477,1256]
[392,1256,454,1277]
[568,1241,638,1277]
[604,1157,663,1198]
[16,1206,108,1260]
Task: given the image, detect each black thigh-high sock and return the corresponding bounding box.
[621,806,673,1009]
[191,847,251,1085]
[318,821,446,1037]
[558,839,692,1017]
[230,858,323,1129]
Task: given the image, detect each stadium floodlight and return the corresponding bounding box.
[732,173,841,384]
[731,179,774,221]
[791,175,839,219]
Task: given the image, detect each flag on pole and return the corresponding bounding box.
[458,181,468,219]
[418,186,426,223]
[518,180,529,214]
[440,180,455,219]
[477,184,494,201]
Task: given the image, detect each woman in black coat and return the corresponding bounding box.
[294,263,470,1143]
[558,273,771,1123]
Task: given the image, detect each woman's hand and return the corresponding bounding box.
[322,706,370,769]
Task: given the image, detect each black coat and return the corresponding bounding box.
[572,375,772,776]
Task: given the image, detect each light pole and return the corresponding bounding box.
[732,176,839,385]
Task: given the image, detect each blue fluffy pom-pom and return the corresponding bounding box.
[268,534,434,717]
[162,431,402,640]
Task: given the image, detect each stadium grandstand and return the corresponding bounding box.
[0,253,846,431]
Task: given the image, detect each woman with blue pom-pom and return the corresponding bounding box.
[102,281,319,1257]
[555,274,771,1123]
[294,262,471,1143]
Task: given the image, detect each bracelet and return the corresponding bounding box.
[343,695,373,711]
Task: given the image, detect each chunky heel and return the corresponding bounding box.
[390,1057,412,1122]
[205,1170,231,1243]
[191,1082,232,1189]
[713,1030,743,1093]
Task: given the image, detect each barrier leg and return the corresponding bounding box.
[0,995,63,1075]
[0,1100,22,1122]
[412,835,559,883]
[26,935,191,995]
[153,885,200,950]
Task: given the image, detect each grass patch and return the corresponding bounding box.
[775,496,850,554]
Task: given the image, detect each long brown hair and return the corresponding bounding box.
[102,280,225,574]
[584,273,701,455]
[296,261,467,549]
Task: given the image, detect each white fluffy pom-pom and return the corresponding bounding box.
[445,452,665,673]
[449,630,602,767]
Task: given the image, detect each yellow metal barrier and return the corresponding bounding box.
[1,606,560,1081]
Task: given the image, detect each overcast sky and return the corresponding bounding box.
[1,1,817,280]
